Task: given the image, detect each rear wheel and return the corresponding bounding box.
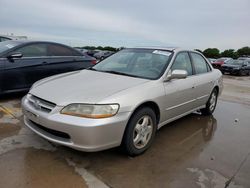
[121,107,157,156]
[201,89,218,115]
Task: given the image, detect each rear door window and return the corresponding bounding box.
[47,44,80,56]
[190,53,211,74]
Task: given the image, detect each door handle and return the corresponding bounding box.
[192,86,195,89]
[42,61,47,64]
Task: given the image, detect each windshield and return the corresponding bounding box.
[93,48,173,79]
[0,41,22,54]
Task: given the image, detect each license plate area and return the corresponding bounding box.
[24,109,40,123]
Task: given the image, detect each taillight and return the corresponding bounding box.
[91,60,97,65]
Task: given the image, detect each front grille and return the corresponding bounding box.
[223,67,233,71]
[27,94,56,113]
[30,120,71,140]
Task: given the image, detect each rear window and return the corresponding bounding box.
[47,44,80,56]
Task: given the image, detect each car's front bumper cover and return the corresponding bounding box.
[22,95,131,152]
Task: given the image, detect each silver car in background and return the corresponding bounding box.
[22,47,223,156]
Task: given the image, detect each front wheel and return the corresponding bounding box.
[121,107,157,156]
[238,70,244,76]
[201,89,218,115]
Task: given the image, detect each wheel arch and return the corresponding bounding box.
[126,101,161,128]
[214,85,219,94]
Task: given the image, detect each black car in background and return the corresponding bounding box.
[221,60,250,76]
[0,36,12,42]
[0,40,97,94]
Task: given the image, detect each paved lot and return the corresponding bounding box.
[0,75,250,188]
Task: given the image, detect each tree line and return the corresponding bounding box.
[195,46,250,59]
[75,45,250,59]
[74,46,118,52]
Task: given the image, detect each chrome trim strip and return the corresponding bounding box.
[196,94,209,100]
[159,105,206,129]
[166,99,196,111]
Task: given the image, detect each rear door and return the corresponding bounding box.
[45,44,92,76]
[0,57,4,93]
[3,43,48,92]
[189,52,214,107]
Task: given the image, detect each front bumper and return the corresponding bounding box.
[22,95,131,152]
[221,68,240,75]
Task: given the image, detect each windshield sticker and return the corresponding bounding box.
[6,44,14,49]
[152,50,171,56]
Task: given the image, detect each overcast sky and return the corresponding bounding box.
[1,0,249,50]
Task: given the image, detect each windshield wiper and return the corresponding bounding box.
[102,70,140,78]
[87,67,98,71]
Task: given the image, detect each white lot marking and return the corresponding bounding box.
[187,168,243,188]
[0,127,56,155]
[0,100,23,124]
[67,159,109,188]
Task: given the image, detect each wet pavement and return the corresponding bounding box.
[0,76,250,188]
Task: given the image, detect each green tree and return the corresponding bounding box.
[237,47,250,57]
[220,49,238,59]
[203,48,220,58]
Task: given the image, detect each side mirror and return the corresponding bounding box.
[165,69,188,81]
[7,52,23,60]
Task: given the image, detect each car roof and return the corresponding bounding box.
[0,40,79,51]
[133,46,178,51]
[6,40,66,45]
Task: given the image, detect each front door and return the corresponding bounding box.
[163,52,197,120]
[3,43,48,92]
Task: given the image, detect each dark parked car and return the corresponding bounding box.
[211,57,233,70]
[0,35,28,42]
[93,51,114,60]
[0,40,97,94]
[221,60,250,75]
[0,36,12,42]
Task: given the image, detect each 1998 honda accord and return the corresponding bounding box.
[22,47,223,156]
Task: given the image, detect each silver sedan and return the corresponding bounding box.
[22,47,223,156]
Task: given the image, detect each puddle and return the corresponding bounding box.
[0,127,55,155]
[187,168,243,188]
[0,149,88,188]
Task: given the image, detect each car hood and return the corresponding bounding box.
[30,70,149,106]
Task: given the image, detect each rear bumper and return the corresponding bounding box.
[22,95,131,152]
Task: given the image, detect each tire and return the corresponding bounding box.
[239,70,244,76]
[201,89,218,115]
[121,107,157,156]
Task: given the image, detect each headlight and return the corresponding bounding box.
[60,104,119,118]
